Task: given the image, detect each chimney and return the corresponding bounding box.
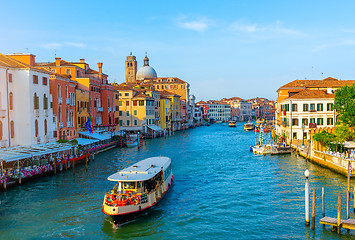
[55,57,61,66]
[97,62,103,73]
[80,59,85,63]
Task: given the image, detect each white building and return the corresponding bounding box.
[208,101,231,122]
[0,53,56,147]
[277,89,335,140]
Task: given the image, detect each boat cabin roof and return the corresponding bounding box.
[107,156,171,182]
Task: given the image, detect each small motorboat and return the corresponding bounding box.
[244,122,254,131]
[126,140,138,148]
[228,121,237,127]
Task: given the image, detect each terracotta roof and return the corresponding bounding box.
[159,90,181,98]
[278,77,355,91]
[0,54,53,75]
[133,92,154,99]
[86,68,99,74]
[196,101,206,104]
[287,90,334,100]
[39,60,77,67]
[113,83,133,91]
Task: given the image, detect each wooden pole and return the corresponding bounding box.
[337,192,341,234]
[353,187,355,213]
[73,155,75,175]
[312,189,316,230]
[54,156,56,175]
[347,160,351,219]
[85,155,88,171]
[322,187,325,218]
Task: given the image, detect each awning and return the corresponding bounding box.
[76,138,100,146]
[78,131,111,141]
[0,142,73,163]
[119,126,143,132]
[147,125,163,132]
[344,141,355,149]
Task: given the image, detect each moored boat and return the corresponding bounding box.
[126,140,138,148]
[244,122,254,131]
[228,121,237,127]
[102,156,173,224]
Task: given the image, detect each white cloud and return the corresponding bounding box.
[314,40,355,52]
[231,21,306,37]
[40,42,86,49]
[177,17,209,32]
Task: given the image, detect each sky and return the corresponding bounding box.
[1,0,355,101]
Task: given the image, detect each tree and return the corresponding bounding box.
[312,130,335,149]
[333,84,355,127]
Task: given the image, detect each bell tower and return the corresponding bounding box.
[125,52,137,83]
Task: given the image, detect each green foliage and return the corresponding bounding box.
[334,84,355,127]
[57,139,69,143]
[70,139,78,145]
[312,130,335,147]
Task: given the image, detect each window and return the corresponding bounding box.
[34,93,39,109]
[10,121,14,138]
[119,101,122,106]
[125,93,129,96]
[126,120,130,126]
[134,120,138,126]
[119,111,123,116]
[126,101,129,106]
[65,86,68,98]
[35,120,39,137]
[310,103,315,111]
[327,118,334,125]
[42,77,48,85]
[126,111,129,116]
[303,104,309,111]
[8,73,12,83]
[33,75,38,84]
[293,132,297,139]
[66,69,71,75]
[310,118,315,123]
[133,100,137,106]
[292,118,298,126]
[134,110,137,115]
[292,104,297,112]
[119,93,122,96]
[9,92,13,110]
[119,120,122,126]
[317,118,323,125]
[302,118,308,126]
[139,100,144,106]
[58,84,61,98]
[327,103,333,111]
[43,94,48,109]
[317,103,323,111]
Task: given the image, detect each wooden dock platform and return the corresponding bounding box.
[342,219,355,230]
[319,217,342,228]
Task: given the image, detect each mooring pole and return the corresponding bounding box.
[312,189,316,230]
[337,193,341,234]
[347,160,351,219]
[305,169,310,226]
[322,187,325,218]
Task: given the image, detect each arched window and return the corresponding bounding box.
[10,121,14,138]
[35,120,38,137]
[65,85,68,98]
[43,94,48,109]
[9,92,13,110]
[44,119,47,135]
[0,120,2,140]
[58,84,61,98]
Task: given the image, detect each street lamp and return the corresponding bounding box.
[302,124,305,147]
[305,169,310,226]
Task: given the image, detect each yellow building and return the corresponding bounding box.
[113,83,156,133]
[75,88,89,130]
[160,96,171,130]
[160,91,181,131]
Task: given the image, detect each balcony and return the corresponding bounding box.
[97,107,103,112]
[59,122,64,129]
[0,109,6,118]
[58,97,63,104]
[34,109,40,117]
[0,140,8,148]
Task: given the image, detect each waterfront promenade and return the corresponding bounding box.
[0,124,354,239]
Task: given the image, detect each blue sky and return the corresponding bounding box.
[1,0,355,101]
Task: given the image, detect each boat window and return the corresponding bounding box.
[123,182,135,190]
[137,182,141,189]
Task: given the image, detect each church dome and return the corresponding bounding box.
[136,55,157,80]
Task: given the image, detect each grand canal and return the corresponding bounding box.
[1,124,355,239]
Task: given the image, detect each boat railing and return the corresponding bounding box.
[105,192,148,207]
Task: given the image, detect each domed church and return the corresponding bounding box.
[125,53,157,82]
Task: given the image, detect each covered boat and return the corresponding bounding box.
[102,156,173,224]
[244,122,254,131]
[228,121,237,127]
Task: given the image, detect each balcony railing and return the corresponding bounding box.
[58,97,63,104]
[0,140,7,148]
[97,107,103,112]
[0,109,6,118]
[34,109,40,117]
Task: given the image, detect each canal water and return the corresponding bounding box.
[1,124,355,239]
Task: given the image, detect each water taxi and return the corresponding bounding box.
[126,140,138,148]
[102,156,173,224]
[228,121,237,127]
[244,122,254,131]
